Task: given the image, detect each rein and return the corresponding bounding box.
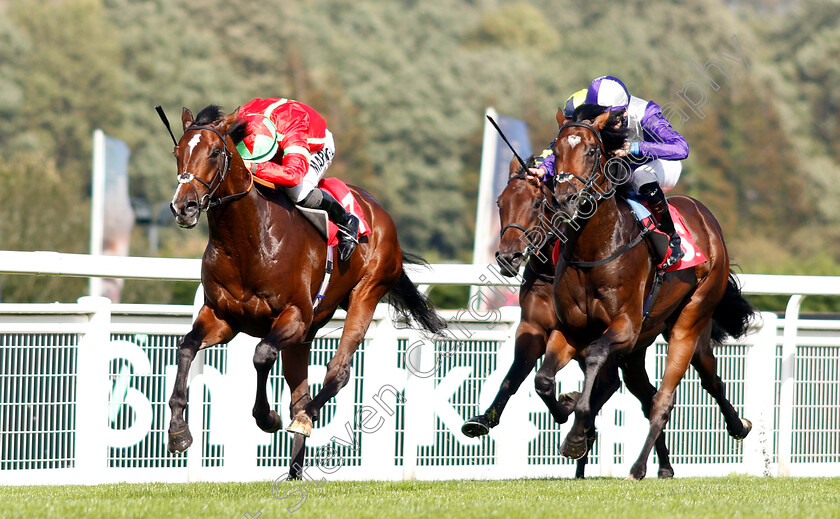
[177,124,253,212]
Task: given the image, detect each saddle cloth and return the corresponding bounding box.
[626,199,707,272]
[318,177,371,246]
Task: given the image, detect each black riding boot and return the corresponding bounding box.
[297,188,360,261]
[317,189,360,262]
[637,182,683,267]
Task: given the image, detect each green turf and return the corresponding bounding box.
[2,476,839,519]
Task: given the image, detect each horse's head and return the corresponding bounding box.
[169,105,242,228]
[495,158,554,277]
[551,106,627,222]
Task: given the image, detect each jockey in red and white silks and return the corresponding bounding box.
[234,98,359,261]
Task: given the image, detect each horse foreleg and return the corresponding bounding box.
[281,345,312,480]
[620,349,674,479]
[561,315,634,460]
[533,329,578,425]
[463,321,547,438]
[167,305,233,454]
[692,341,752,440]
[571,356,621,477]
[253,307,307,434]
[627,319,702,480]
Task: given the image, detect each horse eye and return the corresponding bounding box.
[587,147,596,156]
[210,148,221,158]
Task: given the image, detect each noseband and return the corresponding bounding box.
[176,125,251,212]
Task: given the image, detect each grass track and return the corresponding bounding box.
[2,476,840,518]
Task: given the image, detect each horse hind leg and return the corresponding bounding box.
[282,345,312,480]
[627,319,702,481]
[288,289,384,436]
[621,349,674,478]
[692,341,752,440]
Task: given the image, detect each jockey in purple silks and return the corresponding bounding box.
[531,76,688,267]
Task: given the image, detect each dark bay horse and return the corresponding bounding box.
[165,105,446,478]
[535,109,754,480]
[462,163,677,478]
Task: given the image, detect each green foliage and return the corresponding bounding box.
[467,2,561,54]
[0,153,88,302]
[0,0,838,305]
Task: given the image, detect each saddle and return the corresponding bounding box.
[253,175,371,246]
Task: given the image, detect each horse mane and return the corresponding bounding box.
[228,118,247,143]
[573,103,628,153]
[190,104,248,142]
[193,105,225,126]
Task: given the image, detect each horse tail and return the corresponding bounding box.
[387,252,448,334]
[711,270,756,344]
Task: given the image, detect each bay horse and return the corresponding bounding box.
[164,105,446,478]
[535,107,755,480]
[462,161,678,478]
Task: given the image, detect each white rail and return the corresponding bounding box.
[0,251,838,484]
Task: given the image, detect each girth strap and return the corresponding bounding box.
[564,227,649,268]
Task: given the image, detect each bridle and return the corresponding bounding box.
[552,121,610,222]
[497,171,561,280]
[498,171,560,242]
[176,124,252,212]
[553,121,649,268]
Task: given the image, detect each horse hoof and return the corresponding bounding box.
[462,416,491,438]
[731,418,753,440]
[658,467,675,479]
[286,411,312,437]
[168,428,193,454]
[625,474,641,481]
[558,391,581,408]
[560,437,589,460]
[257,411,283,433]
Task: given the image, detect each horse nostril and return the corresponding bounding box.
[171,200,199,218]
[184,201,199,216]
[496,251,523,275]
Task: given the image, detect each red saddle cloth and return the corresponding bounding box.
[551,205,707,271]
[318,177,372,246]
[653,205,707,272]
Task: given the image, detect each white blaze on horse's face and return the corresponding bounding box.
[567,135,581,148]
[186,133,201,159]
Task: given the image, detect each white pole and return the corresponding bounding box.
[472,107,499,265]
[89,129,106,297]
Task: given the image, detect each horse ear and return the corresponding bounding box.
[181,108,194,130]
[508,156,521,178]
[592,111,611,131]
[219,107,240,132]
[556,108,566,128]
